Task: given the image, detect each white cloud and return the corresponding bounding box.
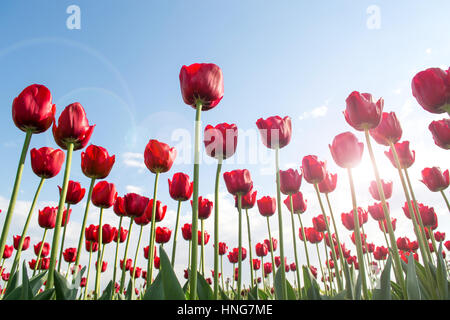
[125,185,144,194]
[299,103,329,121]
[122,152,145,169]
[425,48,432,55]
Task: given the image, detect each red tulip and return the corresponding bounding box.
[279,169,302,195]
[197,230,210,245]
[13,235,30,251]
[38,206,57,229]
[181,223,192,241]
[114,227,128,243]
[368,179,393,201]
[85,240,98,252]
[144,139,177,174]
[369,112,403,146]
[434,231,446,242]
[113,196,126,217]
[62,248,77,263]
[351,232,367,246]
[217,242,228,255]
[368,202,389,221]
[275,256,287,268]
[428,118,450,150]
[396,237,411,251]
[421,167,449,192]
[378,218,396,232]
[257,196,276,217]
[252,259,261,270]
[223,169,253,196]
[168,173,193,201]
[179,63,224,110]
[411,67,450,114]
[85,225,98,243]
[191,197,213,220]
[445,241,450,251]
[155,227,171,244]
[143,246,156,260]
[344,91,384,131]
[91,181,117,209]
[227,252,238,264]
[324,233,337,248]
[134,214,150,226]
[329,132,364,168]
[99,224,116,244]
[263,262,273,276]
[120,258,132,270]
[290,263,296,271]
[384,141,415,169]
[34,241,50,257]
[80,277,87,287]
[12,84,55,134]
[301,155,326,184]
[373,246,389,261]
[400,250,418,263]
[264,238,278,251]
[420,205,438,227]
[95,261,107,272]
[283,191,307,214]
[230,247,247,261]
[60,181,86,205]
[2,245,13,259]
[52,102,95,150]
[235,189,257,209]
[410,241,419,252]
[312,214,329,233]
[341,208,365,231]
[30,147,65,179]
[318,172,337,194]
[255,242,268,257]
[184,269,189,279]
[81,145,115,179]
[123,193,149,218]
[61,207,72,227]
[402,200,422,220]
[204,123,238,160]
[256,116,292,149]
[306,227,323,244]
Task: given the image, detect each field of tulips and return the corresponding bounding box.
[0,63,448,302]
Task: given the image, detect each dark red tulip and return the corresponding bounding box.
[368,202,389,221]
[184,269,189,279]
[181,223,192,241]
[34,241,50,257]
[235,189,257,209]
[445,241,450,251]
[411,67,450,114]
[368,179,393,201]
[38,206,57,229]
[144,139,177,174]
[168,173,193,201]
[227,251,238,264]
[179,63,224,111]
[143,246,156,260]
[275,256,287,268]
[120,258,132,271]
[190,197,213,220]
[396,237,411,251]
[113,196,126,217]
[123,193,149,218]
[155,227,171,244]
[329,132,364,168]
[13,235,30,251]
[373,246,389,261]
[2,272,10,281]
[257,196,276,217]
[230,247,247,261]
[2,245,13,259]
[312,214,329,233]
[85,224,98,243]
[39,258,50,270]
[99,224,116,244]
[61,207,71,227]
[428,119,450,150]
[421,167,449,192]
[263,262,273,276]
[52,102,95,150]
[223,169,253,196]
[61,181,86,205]
[344,91,384,131]
[301,155,326,184]
[217,242,228,255]
[341,208,365,231]
[379,218,396,232]
[197,230,210,246]
[130,267,142,278]
[81,145,115,179]
[283,191,307,214]
[91,181,117,209]
[279,168,302,195]
[324,233,337,248]
[12,84,55,134]
[290,263,296,271]
[30,147,65,179]
[204,123,238,160]
[400,251,418,263]
[256,116,292,149]
[351,232,367,246]
[134,214,150,226]
[63,248,77,263]
[420,205,438,227]
[80,277,87,287]
[255,242,268,257]
[95,261,107,272]
[252,259,261,270]
[384,141,415,169]
[369,112,403,146]
[306,227,323,244]
[114,227,128,243]
[402,201,423,220]
[264,238,278,252]
[318,172,337,194]
[85,240,98,252]
[434,231,446,242]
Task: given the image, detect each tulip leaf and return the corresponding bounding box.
[354,272,362,300]
[331,290,348,300]
[33,288,55,300]
[219,286,230,300]
[125,279,133,300]
[196,271,214,300]
[436,242,448,299]
[143,272,164,300]
[285,279,297,300]
[248,285,258,300]
[273,267,283,299]
[21,261,33,300]
[29,271,47,296]
[373,255,392,300]
[159,247,186,300]
[342,261,354,300]
[54,270,72,300]
[99,280,114,300]
[4,269,19,297]
[182,280,189,293]
[406,254,422,300]
[301,266,321,300]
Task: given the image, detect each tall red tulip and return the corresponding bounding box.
[368,202,389,221]
[81,145,115,179]
[411,67,450,114]
[144,199,167,222]
[384,141,415,169]
[34,242,50,257]
[218,242,228,255]
[3,245,13,259]
[91,181,117,209]
[283,191,307,214]
[38,207,57,229]
[168,173,193,201]
[191,197,213,220]
[63,248,77,263]
[312,215,329,233]
[344,91,384,131]
[123,193,149,218]
[204,123,238,160]
[421,167,449,192]
[13,235,30,251]
[341,208,365,231]
[264,238,278,252]
[113,196,126,217]
[279,169,302,195]
[60,181,86,205]
[257,196,276,217]
[255,243,268,257]
[181,223,192,241]
[30,147,65,179]
[369,112,403,146]
[155,227,171,244]
[369,179,393,201]
[235,189,257,209]
[428,119,450,150]
[223,169,253,196]
[318,172,337,194]
[114,227,128,243]
[256,116,292,149]
[329,132,364,168]
[301,155,326,184]
[144,140,177,174]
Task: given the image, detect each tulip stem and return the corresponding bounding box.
[131,225,144,296]
[33,228,48,276]
[57,203,71,272]
[274,147,287,300]
[346,168,369,300]
[265,217,276,285]
[95,207,104,298]
[440,191,450,212]
[83,244,93,300]
[315,243,327,294]
[200,219,205,276]
[245,209,255,294]
[288,194,302,295]
[120,218,134,294]
[237,194,243,300]
[261,255,266,292]
[10,177,45,276]
[297,214,311,268]
[213,158,222,299]
[189,102,202,300]
[65,262,71,279]
[73,177,96,280]
[147,172,160,285]
[428,227,439,261]
[171,200,182,267]
[220,254,225,291]
[112,216,123,293]
[46,142,74,291]
[0,130,32,262]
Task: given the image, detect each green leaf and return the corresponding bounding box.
[159,247,186,300]
[125,279,133,300]
[182,280,189,293]
[196,271,214,300]
[406,253,422,300]
[331,290,347,300]
[143,272,164,300]
[54,270,72,300]
[248,285,258,300]
[373,255,392,300]
[302,266,320,300]
[274,268,284,300]
[285,279,297,300]
[219,286,230,300]
[436,242,448,300]
[99,280,114,300]
[21,261,33,300]
[258,288,268,300]
[29,271,47,296]
[342,260,354,300]
[3,269,19,297]
[33,288,55,300]
[354,272,362,300]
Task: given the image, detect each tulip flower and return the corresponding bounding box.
[204,123,238,160]
[312,215,329,233]
[263,262,273,276]
[63,248,77,263]
[369,179,393,201]
[421,167,450,211]
[235,190,257,209]
[38,206,57,230]
[344,91,384,131]
[95,261,107,273]
[434,231,446,242]
[283,192,307,214]
[379,218,397,233]
[301,155,327,185]
[373,246,389,261]
[385,141,415,169]
[256,243,269,257]
[155,227,172,244]
[369,112,403,146]
[252,259,261,270]
[411,67,450,114]
[257,196,276,217]
[3,245,13,259]
[81,144,115,181]
[181,223,192,241]
[30,147,65,179]
[13,235,30,251]
[428,118,450,150]
[61,181,86,205]
[114,227,128,243]
[279,169,302,195]
[318,172,337,194]
[85,241,98,253]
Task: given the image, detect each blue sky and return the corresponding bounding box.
[0,1,449,291]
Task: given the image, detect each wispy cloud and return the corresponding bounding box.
[299,101,329,120]
[122,152,145,169]
[125,185,144,194]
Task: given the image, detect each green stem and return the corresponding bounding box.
[95,207,104,298]
[237,194,243,300]
[289,194,302,294]
[213,158,222,299]
[0,130,32,261]
[428,227,439,262]
[131,225,144,295]
[220,254,224,291]
[83,244,93,300]
[33,229,48,276]
[112,216,123,291]
[10,177,45,276]
[46,143,74,290]
[440,190,450,212]
[120,218,134,294]
[245,209,255,291]
[57,203,71,272]
[297,214,311,268]
[265,217,276,284]
[171,200,182,267]
[65,262,71,279]
[315,243,327,294]
[147,172,160,285]
[200,219,205,275]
